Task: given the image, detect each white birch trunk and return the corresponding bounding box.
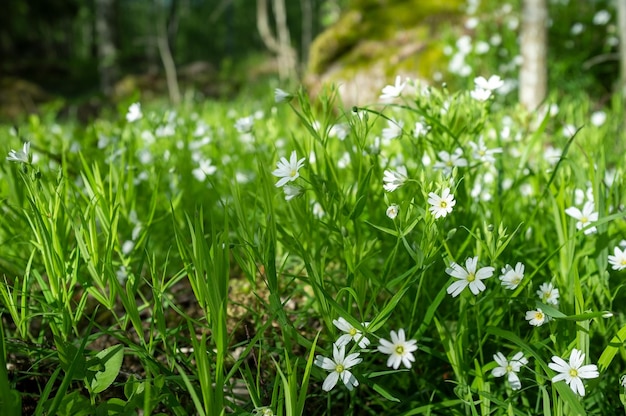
[520,0,548,111]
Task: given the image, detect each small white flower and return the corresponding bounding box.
[272,151,305,188]
[329,123,350,141]
[383,166,408,192]
[283,184,302,201]
[252,406,274,416]
[6,141,30,164]
[413,121,430,138]
[126,103,142,122]
[192,159,217,181]
[234,116,254,134]
[386,204,399,219]
[593,10,611,25]
[590,111,606,126]
[434,148,467,175]
[380,76,407,101]
[314,344,362,391]
[492,351,528,390]
[377,328,418,369]
[565,201,598,235]
[382,119,404,141]
[537,282,560,305]
[525,308,548,326]
[469,137,502,163]
[274,88,291,103]
[549,348,599,396]
[428,188,456,219]
[474,75,504,91]
[446,256,495,297]
[470,88,492,102]
[333,317,370,349]
[499,262,525,290]
[608,246,626,271]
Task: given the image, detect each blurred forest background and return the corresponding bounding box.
[0,0,623,121]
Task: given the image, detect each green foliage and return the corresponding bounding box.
[1,73,626,416]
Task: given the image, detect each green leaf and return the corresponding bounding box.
[86,344,124,394]
[372,383,401,402]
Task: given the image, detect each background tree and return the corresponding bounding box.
[95,0,118,97]
[520,0,548,111]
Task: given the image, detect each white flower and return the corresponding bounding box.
[314,344,362,391]
[593,10,611,25]
[474,75,504,91]
[428,188,456,219]
[386,204,399,219]
[549,348,599,396]
[192,159,217,181]
[126,103,142,122]
[283,184,302,201]
[329,123,350,141]
[434,148,467,175]
[525,308,548,326]
[499,262,525,290]
[377,328,418,369]
[253,406,274,416]
[234,116,254,134]
[6,141,30,164]
[413,121,430,138]
[565,201,598,235]
[469,137,502,163]
[274,88,291,103]
[492,351,528,390]
[380,76,407,100]
[608,246,626,271]
[590,111,606,126]
[382,119,404,141]
[470,88,492,102]
[446,256,495,297]
[272,151,305,187]
[333,317,370,349]
[383,166,408,192]
[537,282,560,305]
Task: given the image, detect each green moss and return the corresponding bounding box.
[308,0,463,76]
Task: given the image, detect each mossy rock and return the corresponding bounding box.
[306,0,465,105]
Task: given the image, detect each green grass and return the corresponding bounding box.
[1,81,626,416]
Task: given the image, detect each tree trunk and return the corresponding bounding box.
[154,0,181,104]
[300,0,313,71]
[95,0,118,97]
[618,0,626,100]
[520,0,548,111]
[256,0,297,81]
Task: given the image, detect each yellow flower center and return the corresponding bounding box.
[335,364,344,373]
[512,276,521,284]
[535,311,544,320]
[621,259,626,265]
[569,368,578,378]
[580,216,588,224]
[440,201,448,208]
[349,328,357,337]
[290,169,297,178]
[467,272,476,282]
[506,364,513,373]
[395,345,405,355]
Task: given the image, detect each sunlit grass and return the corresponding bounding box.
[1,79,626,416]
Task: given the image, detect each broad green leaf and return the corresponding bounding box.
[87,344,124,394]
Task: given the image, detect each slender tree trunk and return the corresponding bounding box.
[154,0,181,104]
[256,0,297,81]
[95,0,118,97]
[618,0,626,100]
[300,0,313,71]
[520,0,548,111]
